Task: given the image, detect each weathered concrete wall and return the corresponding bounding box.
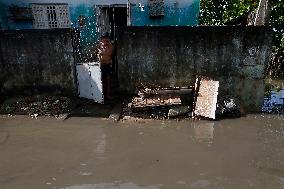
[117,26,273,111]
[0,29,76,96]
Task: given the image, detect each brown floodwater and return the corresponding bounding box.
[1,115,284,189]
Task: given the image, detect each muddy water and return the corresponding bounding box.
[1,115,284,189]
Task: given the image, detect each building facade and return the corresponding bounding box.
[0,0,200,30]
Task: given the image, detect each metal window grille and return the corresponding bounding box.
[31,4,70,29]
[148,0,165,17]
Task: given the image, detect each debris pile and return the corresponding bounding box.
[0,96,75,117]
[122,83,194,119]
[215,96,242,118]
[262,89,284,114]
[123,77,243,120]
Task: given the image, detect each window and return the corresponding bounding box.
[31,3,70,29]
[148,0,165,18]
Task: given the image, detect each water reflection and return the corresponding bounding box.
[93,128,106,159]
[61,182,160,189]
[193,122,214,143]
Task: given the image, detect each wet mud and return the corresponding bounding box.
[1,115,284,189]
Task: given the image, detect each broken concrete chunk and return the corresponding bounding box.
[194,77,219,120]
[108,104,123,122]
[55,113,70,120]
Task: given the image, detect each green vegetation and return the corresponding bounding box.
[270,0,284,78]
[199,0,258,25]
[199,0,284,79]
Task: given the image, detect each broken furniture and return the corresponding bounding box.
[122,83,194,119]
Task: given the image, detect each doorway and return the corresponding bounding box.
[96,5,128,95]
[76,5,128,104]
[96,5,128,40]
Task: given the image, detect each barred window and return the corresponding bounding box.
[148,0,165,18]
[31,3,70,29]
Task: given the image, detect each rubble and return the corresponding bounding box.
[123,78,244,121]
[216,96,242,118]
[262,89,284,114]
[0,96,75,118]
[132,95,182,108]
[122,83,194,119]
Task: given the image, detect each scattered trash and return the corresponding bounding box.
[55,113,70,120]
[30,113,39,119]
[0,96,75,118]
[122,83,194,120]
[122,78,246,121]
[0,77,249,121]
[108,104,123,122]
[262,89,284,114]
[132,95,182,108]
[215,96,242,119]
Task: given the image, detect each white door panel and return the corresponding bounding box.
[76,62,104,104]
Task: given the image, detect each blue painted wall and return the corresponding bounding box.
[0,0,128,50]
[0,0,7,29]
[130,0,200,26]
[70,4,97,52]
[0,0,199,59]
[0,0,129,30]
[0,0,199,30]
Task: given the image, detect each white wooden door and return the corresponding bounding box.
[76,62,104,104]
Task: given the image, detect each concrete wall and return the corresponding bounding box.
[0,29,76,96]
[117,26,273,111]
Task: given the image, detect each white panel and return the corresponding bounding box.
[194,78,219,120]
[89,62,104,104]
[76,64,92,99]
[76,62,104,104]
